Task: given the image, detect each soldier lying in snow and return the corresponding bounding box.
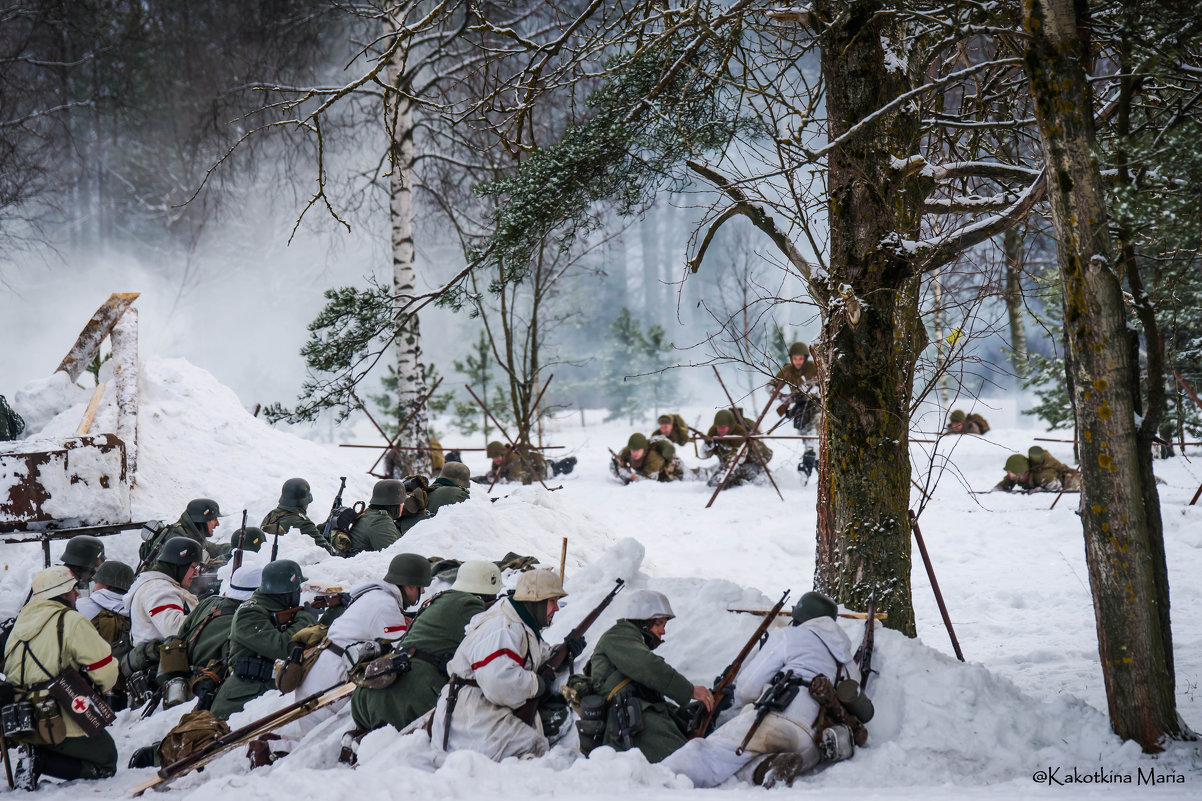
[611,433,683,483]
[994,448,1081,493]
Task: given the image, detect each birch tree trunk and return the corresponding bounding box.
[1023,0,1179,751]
[812,0,924,634]
[384,12,430,475]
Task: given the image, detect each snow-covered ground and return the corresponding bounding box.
[2,357,1200,798]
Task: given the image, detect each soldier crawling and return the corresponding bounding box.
[611,433,682,483]
[945,409,990,435]
[700,410,773,489]
[994,447,1081,493]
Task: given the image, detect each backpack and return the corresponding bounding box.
[158,710,230,766]
[966,413,990,434]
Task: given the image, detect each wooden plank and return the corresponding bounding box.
[76,383,105,435]
[55,293,139,380]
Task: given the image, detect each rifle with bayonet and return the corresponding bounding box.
[512,578,626,725]
[688,589,791,737]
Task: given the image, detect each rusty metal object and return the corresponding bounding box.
[0,434,129,528]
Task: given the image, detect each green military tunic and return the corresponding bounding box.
[426,478,469,515]
[648,414,690,447]
[349,509,400,555]
[618,440,679,481]
[177,594,241,670]
[209,592,317,719]
[261,504,336,554]
[585,620,695,763]
[772,359,817,394]
[140,513,228,568]
[488,451,548,484]
[351,590,485,732]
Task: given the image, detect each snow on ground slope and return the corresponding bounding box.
[1,359,1200,799]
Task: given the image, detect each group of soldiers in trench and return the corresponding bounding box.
[1,466,866,790]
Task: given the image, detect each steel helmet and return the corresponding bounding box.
[513,569,568,602]
[384,553,433,588]
[60,535,105,571]
[279,478,313,507]
[369,479,406,507]
[260,559,307,595]
[791,591,838,625]
[439,461,471,489]
[450,561,502,595]
[93,560,134,593]
[621,589,675,621]
[185,498,223,524]
[231,526,266,552]
[157,537,203,566]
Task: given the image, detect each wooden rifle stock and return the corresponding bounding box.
[857,592,876,691]
[690,589,790,738]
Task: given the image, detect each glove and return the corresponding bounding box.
[536,664,557,689]
[714,689,736,715]
[291,624,328,648]
[564,634,586,660]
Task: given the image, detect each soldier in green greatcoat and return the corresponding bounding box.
[583,590,713,763]
[209,560,317,719]
[176,564,262,710]
[348,479,407,555]
[426,462,471,515]
[261,478,337,555]
[349,560,503,733]
[139,498,228,570]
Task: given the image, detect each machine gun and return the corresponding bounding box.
[318,476,347,556]
[1,519,161,569]
[688,589,790,737]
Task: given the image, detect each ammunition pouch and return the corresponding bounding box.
[274,643,310,693]
[575,694,607,756]
[233,655,275,683]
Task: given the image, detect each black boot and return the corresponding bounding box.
[128,745,159,769]
[14,744,39,791]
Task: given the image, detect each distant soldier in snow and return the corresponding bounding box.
[139,498,227,570]
[611,432,682,483]
[347,479,407,555]
[701,410,772,489]
[261,478,337,555]
[481,441,577,484]
[773,342,820,433]
[581,590,713,762]
[431,570,583,762]
[649,413,690,447]
[425,461,472,516]
[662,591,861,788]
[293,553,432,732]
[994,449,1081,493]
[945,409,990,435]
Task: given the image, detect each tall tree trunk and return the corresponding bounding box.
[1003,227,1029,379]
[1023,0,1178,751]
[812,0,923,634]
[384,16,429,475]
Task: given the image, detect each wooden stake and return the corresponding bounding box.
[76,383,105,435]
[559,537,568,579]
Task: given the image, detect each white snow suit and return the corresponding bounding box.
[294,581,411,731]
[430,597,552,762]
[76,588,126,621]
[124,571,198,645]
[662,616,859,787]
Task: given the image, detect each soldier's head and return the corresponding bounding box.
[92,559,134,594]
[384,552,433,607]
[185,498,223,536]
[657,414,674,437]
[59,535,105,587]
[791,591,837,626]
[440,461,471,490]
[621,589,676,649]
[154,537,203,589]
[31,565,80,607]
[948,409,966,433]
[259,559,306,608]
[512,569,568,630]
[789,341,808,369]
[627,432,648,462]
[1027,446,1046,466]
[486,441,506,465]
[230,526,266,552]
[224,564,262,602]
[1004,453,1030,480]
[714,409,734,436]
[279,478,313,510]
[369,479,407,519]
[450,561,503,599]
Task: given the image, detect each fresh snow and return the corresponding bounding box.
[1,357,1200,799]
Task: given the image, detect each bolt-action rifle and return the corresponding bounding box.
[232,509,247,572]
[513,578,625,725]
[318,476,347,553]
[688,589,791,738]
[608,448,636,484]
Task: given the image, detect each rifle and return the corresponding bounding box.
[233,509,247,572]
[319,476,347,553]
[608,448,636,484]
[131,681,356,796]
[1,520,160,569]
[856,591,876,691]
[513,578,626,724]
[689,589,790,738]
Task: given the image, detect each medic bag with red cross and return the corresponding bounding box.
[45,667,115,737]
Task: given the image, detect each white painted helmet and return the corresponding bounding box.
[451,561,503,596]
[622,589,675,621]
